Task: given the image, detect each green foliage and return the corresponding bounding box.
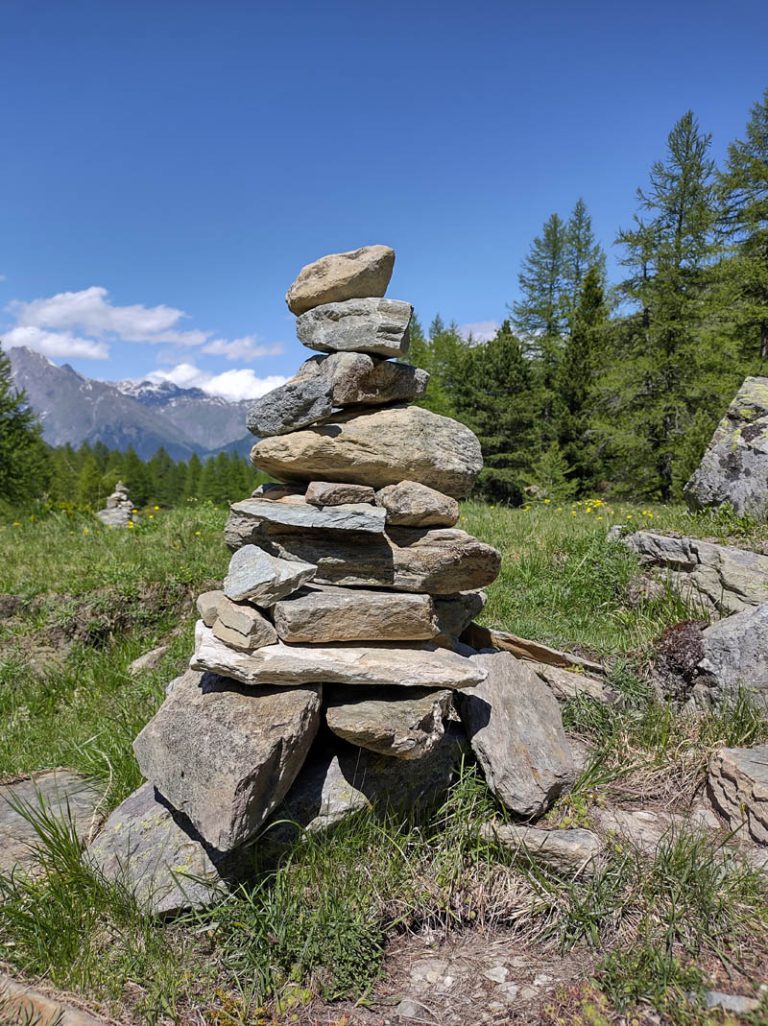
[0,343,49,509]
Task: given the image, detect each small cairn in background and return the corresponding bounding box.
[85,246,576,915]
[96,481,135,527]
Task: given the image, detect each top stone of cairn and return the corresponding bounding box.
[285,245,395,315]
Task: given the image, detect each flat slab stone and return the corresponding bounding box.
[285,244,395,315]
[460,651,575,817]
[685,377,768,518]
[272,586,438,642]
[133,669,322,851]
[531,662,612,703]
[192,622,487,690]
[85,783,240,916]
[213,597,277,651]
[224,522,501,595]
[709,745,768,844]
[375,481,460,528]
[228,497,386,534]
[325,687,454,759]
[0,770,104,876]
[251,405,483,499]
[592,805,720,853]
[481,821,603,878]
[223,544,316,605]
[296,297,412,358]
[306,481,376,506]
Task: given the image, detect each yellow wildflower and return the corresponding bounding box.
[153,505,160,511]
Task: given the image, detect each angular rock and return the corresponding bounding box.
[531,662,612,704]
[133,669,322,851]
[213,598,277,651]
[247,352,428,437]
[196,590,224,627]
[192,622,487,690]
[460,651,575,817]
[85,783,240,915]
[272,586,438,642]
[622,530,768,616]
[297,298,412,358]
[305,481,376,506]
[433,591,487,644]
[375,481,460,528]
[285,244,395,315]
[225,522,501,595]
[128,643,169,675]
[685,377,768,518]
[697,603,768,707]
[0,771,104,876]
[708,745,768,845]
[228,497,386,535]
[481,821,602,878]
[325,687,454,759]
[223,544,316,605]
[251,405,483,499]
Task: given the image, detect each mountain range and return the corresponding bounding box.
[8,346,255,460]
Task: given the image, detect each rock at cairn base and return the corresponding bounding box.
[96,481,135,527]
[272,586,439,643]
[325,686,454,759]
[708,744,768,845]
[192,622,487,691]
[251,405,483,498]
[481,821,603,879]
[297,298,412,358]
[133,670,322,851]
[285,244,395,315]
[223,544,316,604]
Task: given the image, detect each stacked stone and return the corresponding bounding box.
[86,246,575,916]
[96,481,135,527]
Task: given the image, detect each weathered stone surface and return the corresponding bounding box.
[223,544,316,605]
[0,771,103,876]
[697,603,768,707]
[325,687,454,759]
[460,651,575,817]
[433,591,487,644]
[592,805,720,854]
[85,783,239,915]
[251,406,483,499]
[305,480,376,506]
[228,497,386,535]
[247,352,428,437]
[272,586,438,642]
[297,298,412,358]
[196,590,224,627]
[133,669,322,851]
[0,973,109,1026]
[531,662,612,704]
[481,821,603,878]
[213,598,277,651]
[709,745,768,845]
[622,530,768,616]
[252,482,306,500]
[285,244,395,316]
[375,481,460,527]
[192,623,487,690]
[128,644,169,674]
[685,377,768,519]
[224,521,501,595]
[268,727,467,841]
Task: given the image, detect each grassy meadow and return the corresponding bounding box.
[1,497,768,1024]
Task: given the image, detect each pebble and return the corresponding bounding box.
[483,966,509,984]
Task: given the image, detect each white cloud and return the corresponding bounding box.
[146,363,287,402]
[2,325,109,360]
[459,320,500,343]
[201,336,285,360]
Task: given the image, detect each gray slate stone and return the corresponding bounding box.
[375,480,460,527]
[460,651,575,817]
[133,669,322,851]
[223,544,316,605]
[697,602,768,707]
[708,744,768,845]
[481,821,603,878]
[296,297,412,358]
[685,376,768,519]
[305,481,376,506]
[622,530,768,616]
[272,586,438,642]
[192,622,487,690]
[285,244,395,315]
[224,522,501,595]
[592,805,720,854]
[325,687,454,759]
[531,662,612,704]
[433,591,486,645]
[85,783,240,915]
[246,372,332,437]
[228,496,386,535]
[213,598,277,651]
[0,771,104,876]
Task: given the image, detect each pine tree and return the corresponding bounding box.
[0,343,49,507]
[512,212,569,355]
[563,199,606,313]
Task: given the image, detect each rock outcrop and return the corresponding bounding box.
[708,745,768,844]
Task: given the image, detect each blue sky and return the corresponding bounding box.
[1,0,766,399]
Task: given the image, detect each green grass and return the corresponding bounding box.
[2,497,768,1024]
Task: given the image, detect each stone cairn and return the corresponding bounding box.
[87,245,575,915]
[96,480,135,527]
